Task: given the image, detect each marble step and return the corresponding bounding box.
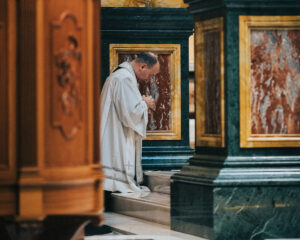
[85,212,207,240]
[144,170,178,194]
[111,192,170,226]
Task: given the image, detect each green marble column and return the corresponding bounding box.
[171,1,300,239]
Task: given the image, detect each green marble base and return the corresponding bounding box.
[171,159,300,240]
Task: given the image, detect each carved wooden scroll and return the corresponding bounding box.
[51,12,83,140]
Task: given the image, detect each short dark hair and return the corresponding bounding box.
[135,52,158,68]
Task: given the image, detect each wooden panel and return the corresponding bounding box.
[93,0,101,164]
[0,0,8,169]
[43,0,88,168]
[19,0,38,167]
[0,0,17,216]
[240,16,300,147]
[195,18,225,147]
[44,182,95,214]
[0,187,16,215]
[110,44,181,140]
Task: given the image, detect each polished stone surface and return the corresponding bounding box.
[171,181,213,239]
[172,0,300,239]
[172,180,300,240]
[111,192,170,225]
[204,30,221,135]
[214,186,300,240]
[251,30,300,134]
[85,212,206,240]
[144,171,177,194]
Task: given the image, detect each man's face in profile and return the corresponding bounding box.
[138,62,160,83]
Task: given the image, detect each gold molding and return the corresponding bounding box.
[239,16,300,148]
[195,17,225,147]
[109,43,181,140]
[101,0,187,8]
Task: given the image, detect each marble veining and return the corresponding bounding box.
[214,186,300,239]
[251,30,300,134]
[118,54,171,131]
[204,30,221,135]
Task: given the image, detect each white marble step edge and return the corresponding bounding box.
[144,171,178,194]
[111,192,170,226]
[84,212,206,240]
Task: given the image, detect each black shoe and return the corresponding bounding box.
[84,223,112,236]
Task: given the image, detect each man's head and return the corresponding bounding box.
[131,52,160,83]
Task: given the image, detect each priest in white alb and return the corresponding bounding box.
[100,52,160,193]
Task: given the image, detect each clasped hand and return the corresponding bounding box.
[142,95,155,111]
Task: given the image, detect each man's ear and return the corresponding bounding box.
[140,63,147,70]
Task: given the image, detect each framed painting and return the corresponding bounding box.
[240,16,300,147]
[195,17,225,147]
[109,43,181,140]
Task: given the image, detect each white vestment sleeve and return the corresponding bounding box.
[113,77,148,138]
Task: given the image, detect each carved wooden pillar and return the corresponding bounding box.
[0,0,103,238]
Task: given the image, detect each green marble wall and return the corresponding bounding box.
[101,8,194,169]
[171,0,300,239]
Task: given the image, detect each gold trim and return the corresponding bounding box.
[239,16,300,148]
[195,18,225,148]
[36,0,45,169]
[87,0,94,164]
[101,0,187,8]
[109,44,181,140]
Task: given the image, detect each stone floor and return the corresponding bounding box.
[85,212,206,240]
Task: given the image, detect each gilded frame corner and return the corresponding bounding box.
[239,16,300,148]
[195,17,225,148]
[109,43,181,140]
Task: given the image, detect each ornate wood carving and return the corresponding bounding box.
[51,12,83,140]
[1,0,103,230]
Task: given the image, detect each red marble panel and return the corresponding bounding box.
[118,54,171,131]
[251,30,300,134]
[203,31,221,134]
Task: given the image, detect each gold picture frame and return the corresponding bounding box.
[195,18,225,147]
[109,43,181,140]
[240,16,300,147]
